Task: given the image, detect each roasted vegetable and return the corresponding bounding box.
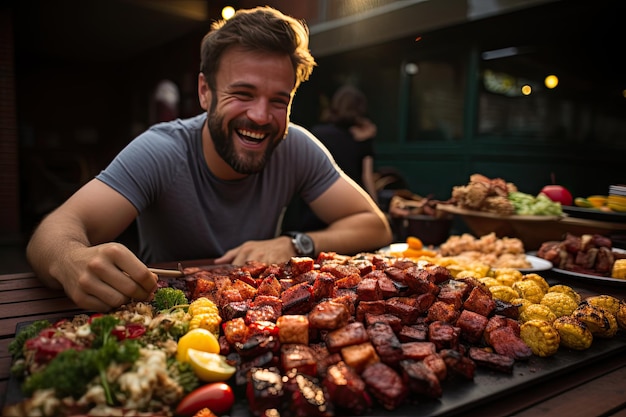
[573,301,619,338]
[585,295,622,316]
[611,259,626,279]
[153,287,189,312]
[522,274,550,294]
[540,292,578,318]
[520,319,560,357]
[512,280,545,304]
[548,285,582,304]
[8,320,51,360]
[188,297,222,336]
[488,285,519,302]
[519,304,556,324]
[553,316,593,350]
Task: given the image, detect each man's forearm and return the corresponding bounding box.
[312,211,392,255]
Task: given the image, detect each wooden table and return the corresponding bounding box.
[2,269,626,416]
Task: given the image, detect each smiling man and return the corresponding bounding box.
[26,6,392,312]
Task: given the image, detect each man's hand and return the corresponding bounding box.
[214,236,296,266]
[55,242,158,312]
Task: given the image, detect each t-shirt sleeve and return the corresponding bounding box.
[96,125,187,211]
[287,125,341,204]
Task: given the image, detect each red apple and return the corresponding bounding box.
[540,185,573,206]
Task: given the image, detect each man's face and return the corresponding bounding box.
[199,46,296,176]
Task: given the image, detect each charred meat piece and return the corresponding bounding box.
[284,370,334,417]
[403,266,440,295]
[428,321,460,350]
[463,286,496,317]
[455,309,488,344]
[308,300,351,330]
[439,349,476,380]
[399,359,442,399]
[362,362,408,410]
[493,299,521,319]
[468,347,515,373]
[247,366,284,416]
[485,325,532,360]
[341,342,380,373]
[423,353,447,381]
[289,257,316,276]
[221,300,251,321]
[401,341,437,360]
[325,322,370,353]
[281,344,318,376]
[276,314,310,345]
[311,272,337,301]
[367,322,404,367]
[365,313,403,333]
[398,323,429,342]
[234,333,280,359]
[324,361,373,415]
[426,300,460,324]
[385,297,421,325]
[356,278,382,301]
[356,300,387,322]
[256,275,282,297]
[281,282,315,315]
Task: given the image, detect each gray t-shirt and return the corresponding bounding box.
[96,113,340,263]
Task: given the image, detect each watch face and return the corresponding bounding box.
[296,233,315,256]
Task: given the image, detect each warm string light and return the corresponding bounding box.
[222,6,235,20]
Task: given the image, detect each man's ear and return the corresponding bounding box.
[198,73,211,110]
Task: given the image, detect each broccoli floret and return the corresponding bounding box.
[153,287,189,312]
[8,320,51,360]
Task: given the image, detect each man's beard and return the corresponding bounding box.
[207,109,284,175]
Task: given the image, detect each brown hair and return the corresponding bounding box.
[200,6,316,91]
[322,85,369,125]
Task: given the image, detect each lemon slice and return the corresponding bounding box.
[176,328,220,363]
[187,348,236,382]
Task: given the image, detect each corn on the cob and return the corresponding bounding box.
[188,297,222,336]
[492,267,523,280]
[495,274,519,287]
[478,277,501,288]
[616,301,626,330]
[548,285,581,304]
[520,319,560,357]
[511,297,533,314]
[540,292,578,318]
[553,316,593,350]
[573,301,618,338]
[585,295,622,316]
[512,280,545,304]
[612,259,626,279]
[522,273,550,294]
[519,303,556,323]
[488,285,520,302]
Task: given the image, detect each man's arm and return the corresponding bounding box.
[307,174,392,254]
[26,179,158,312]
[215,175,392,266]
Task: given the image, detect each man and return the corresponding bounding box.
[26,6,392,312]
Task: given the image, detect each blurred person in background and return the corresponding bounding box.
[26,6,392,312]
[287,85,379,231]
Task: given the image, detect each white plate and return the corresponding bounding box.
[378,244,551,272]
[551,248,626,285]
[518,255,553,273]
[378,243,409,255]
[552,268,626,285]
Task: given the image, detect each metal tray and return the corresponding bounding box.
[7,323,626,417]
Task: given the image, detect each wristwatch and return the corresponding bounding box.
[282,231,316,257]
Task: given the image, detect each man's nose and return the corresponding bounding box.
[246,99,272,125]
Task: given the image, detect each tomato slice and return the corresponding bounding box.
[175,382,235,416]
